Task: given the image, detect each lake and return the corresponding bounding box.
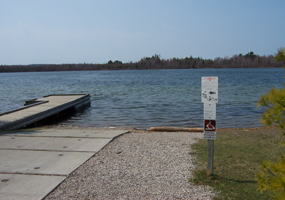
[0,68,283,129]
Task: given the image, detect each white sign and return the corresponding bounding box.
[204,132,216,140]
[201,77,218,88]
[204,103,216,120]
[201,77,218,103]
[204,119,217,140]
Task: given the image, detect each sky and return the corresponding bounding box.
[0,0,284,65]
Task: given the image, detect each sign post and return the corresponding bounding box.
[208,140,214,175]
[201,77,218,175]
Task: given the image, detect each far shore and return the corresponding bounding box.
[1,52,282,73]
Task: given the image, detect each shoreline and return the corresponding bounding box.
[40,124,273,132]
[1,66,283,74]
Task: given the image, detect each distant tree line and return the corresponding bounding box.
[0,52,282,73]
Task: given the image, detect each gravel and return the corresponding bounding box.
[44,131,215,199]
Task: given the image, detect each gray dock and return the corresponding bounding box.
[0,94,90,130]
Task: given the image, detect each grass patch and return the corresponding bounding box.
[190,126,285,200]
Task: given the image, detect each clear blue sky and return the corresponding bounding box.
[1,0,284,65]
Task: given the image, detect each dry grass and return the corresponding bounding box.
[190,126,285,200]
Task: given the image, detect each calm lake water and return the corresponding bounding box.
[0,68,284,129]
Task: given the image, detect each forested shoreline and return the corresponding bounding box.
[0,52,282,73]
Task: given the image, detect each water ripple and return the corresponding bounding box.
[0,68,284,128]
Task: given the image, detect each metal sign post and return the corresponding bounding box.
[201,77,218,175]
[208,140,214,174]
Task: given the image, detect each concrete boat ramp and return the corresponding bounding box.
[0,127,129,200]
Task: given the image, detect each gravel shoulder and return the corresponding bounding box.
[44,128,215,199]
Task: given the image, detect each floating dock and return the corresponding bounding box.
[0,94,90,130]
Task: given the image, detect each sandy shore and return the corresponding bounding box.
[44,126,215,199]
